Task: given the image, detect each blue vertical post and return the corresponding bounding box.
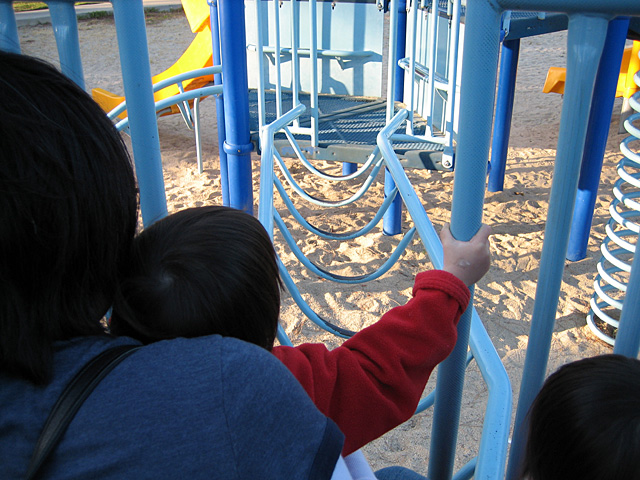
[342,161,357,175]
[488,39,520,192]
[613,232,640,357]
[506,15,609,480]
[394,0,407,102]
[111,0,168,226]
[566,16,630,261]
[382,0,407,235]
[208,0,230,206]
[427,2,502,478]
[47,1,85,89]
[383,168,401,235]
[218,0,253,214]
[0,0,20,53]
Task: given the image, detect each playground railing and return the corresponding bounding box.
[104,66,222,174]
[259,103,511,479]
[395,0,461,167]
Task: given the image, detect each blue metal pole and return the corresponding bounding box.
[342,162,357,175]
[383,168,401,235]
[111,0,168,226]
[566,16,630,261]
[488,39,520,192]
[506,14,609,480]
[208,0,229,206]
[394,0,407,102]
[47,0,85,89]
[613,232,640,357]
[0,1,20,53]
[382,0,406,235]
[428,2,502,478]
[218,0,253,214]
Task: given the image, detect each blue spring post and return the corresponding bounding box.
[613,233,640,357]
[566,16,630,261]
[47,1,85,89]
[488,38,520,192]
[428,2,501,478]
[111,0,168,226]
[218,0,253,214]
[208,0,230,206]
[0,0,20,53]
[506,14,609,479]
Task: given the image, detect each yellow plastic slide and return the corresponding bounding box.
[92,0,213,119]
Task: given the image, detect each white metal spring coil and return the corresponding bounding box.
[587,64,640,345]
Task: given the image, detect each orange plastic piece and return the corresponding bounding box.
[542,66,566,94]
[619,40,640,99]
[542,40,639,98]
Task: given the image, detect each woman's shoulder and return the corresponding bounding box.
[56,334,272,369]
[65,334,284,384]
[48,334,287,400]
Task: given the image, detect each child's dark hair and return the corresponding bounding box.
[0,52,138,384]
[111,206,282,350]
[521,354,640,480]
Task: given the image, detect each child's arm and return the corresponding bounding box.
[272,224,491,455]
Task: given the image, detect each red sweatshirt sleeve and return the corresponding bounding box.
[272,269,470,455]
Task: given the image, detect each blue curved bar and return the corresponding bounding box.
[275,211,417,284]
[275,176,399,241]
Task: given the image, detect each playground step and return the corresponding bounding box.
[248,89,450,172]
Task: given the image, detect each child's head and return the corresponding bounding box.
[521,354,640,480]
[111,206,281,350]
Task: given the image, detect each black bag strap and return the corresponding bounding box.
[25,344,141,480]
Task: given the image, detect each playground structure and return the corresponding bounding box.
[91,0,215,173]
[2,1,640,480]
[540,38,640,346]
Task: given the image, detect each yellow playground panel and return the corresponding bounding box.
[91,0,213,119]
[543,40,640,98]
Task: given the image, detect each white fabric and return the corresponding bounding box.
[331,450,377,480]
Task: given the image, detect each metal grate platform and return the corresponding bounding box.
[249,89,450,171]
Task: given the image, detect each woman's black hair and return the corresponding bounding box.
[111,206,282,350]
[0,52,138,384]
[521,354,640,480]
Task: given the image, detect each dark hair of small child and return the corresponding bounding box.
[521,354,640,480]
[110,206,282,350]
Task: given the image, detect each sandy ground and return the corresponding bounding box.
[18,9,630,475]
